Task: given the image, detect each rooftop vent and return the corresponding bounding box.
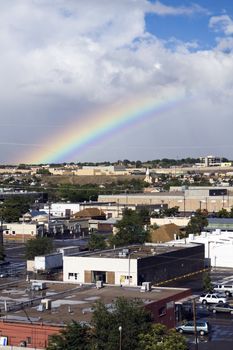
[140,282,152,293]
[96,280,103,289]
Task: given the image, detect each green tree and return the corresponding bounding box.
[216,208,230,218]
[88,233,106,251]
[186,209,208,235]
[46,321,91,350]
[0,196,31,223]
[36,168,51,175]
[202,272,213,293]
[139,323,187,350]
[25,236,53,260]
[91,297,152,350]
[110,209,149,247]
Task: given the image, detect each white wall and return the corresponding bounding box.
[3,223,37,237]
[44,203,80,217]
[169,231,233,268]
[63,256,138,286]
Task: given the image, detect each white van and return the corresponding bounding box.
[213,284,233,296]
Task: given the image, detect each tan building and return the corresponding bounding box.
[3,223,39,242]
[98,186,233,213]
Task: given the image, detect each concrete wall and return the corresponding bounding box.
[63,256,138,286]
[3,223,37,241]
[151,217,190,227]
[98,193,233,212]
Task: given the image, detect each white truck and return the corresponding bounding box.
[213,284,233,297]
[57,246,80,256]
[34,253,63,272]
[199,293,227,305]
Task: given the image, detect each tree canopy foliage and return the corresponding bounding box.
[202,272,213,293]
[88,233,106,251]
[25,236,53,260]
[139,323,187,350]
[46,298,187,350]
[91,297,152,350]
[151,206,179,218]
[46,321,91,350]
[109,208,149,247]
[186,209,208,235]
[0,196,32,223]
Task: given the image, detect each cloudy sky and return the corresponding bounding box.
[1,0,233,164]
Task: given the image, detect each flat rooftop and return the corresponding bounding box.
[0,281,190,325]
[74,243,200,259]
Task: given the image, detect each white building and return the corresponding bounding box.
[63,249,137,285]
[43,203,81,217]
[3,223,38,242]
[169,231,233,268]
[63,243,204,286]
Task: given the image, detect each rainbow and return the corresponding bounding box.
[24,93,187,164]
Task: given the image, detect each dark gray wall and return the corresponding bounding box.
[137,244,204,285]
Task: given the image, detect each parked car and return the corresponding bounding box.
[176,321,209,336]
[213,284,233,297]
[209,303,233,314]
[199,293,227,305]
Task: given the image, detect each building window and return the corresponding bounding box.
[158,306,166,317]
[12,231,16,235]
[5,230,9,235]
[27,337,32,344]
[31,231,34,235]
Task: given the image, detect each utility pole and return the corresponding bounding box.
[192,298,198,350]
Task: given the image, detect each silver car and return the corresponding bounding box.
[210,303,233,314]
[176,321,209,336]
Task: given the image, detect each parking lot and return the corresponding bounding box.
[169,267,233,348]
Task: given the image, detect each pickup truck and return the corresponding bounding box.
[199,293,227,305]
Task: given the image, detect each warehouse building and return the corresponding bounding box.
[63,243,204,286]
[98,186,233,213]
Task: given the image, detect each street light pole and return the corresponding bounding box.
[192,298,198,350]
[119,326,122,350]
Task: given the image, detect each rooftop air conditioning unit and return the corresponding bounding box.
[96,280,103,289]
[140,285,146,292]
[140,281,152,292]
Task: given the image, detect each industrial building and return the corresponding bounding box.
[98,186,233,213]
[170,231,233,268]
[63,243,204,286]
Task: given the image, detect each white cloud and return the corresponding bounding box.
[209,15,233,36]
[0,1,233,162]
[148,1,210,16]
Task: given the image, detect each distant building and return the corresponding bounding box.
[43,203,81,218]
[99,185,233,213]
[3,223,41,242]
[196,155,232,168]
